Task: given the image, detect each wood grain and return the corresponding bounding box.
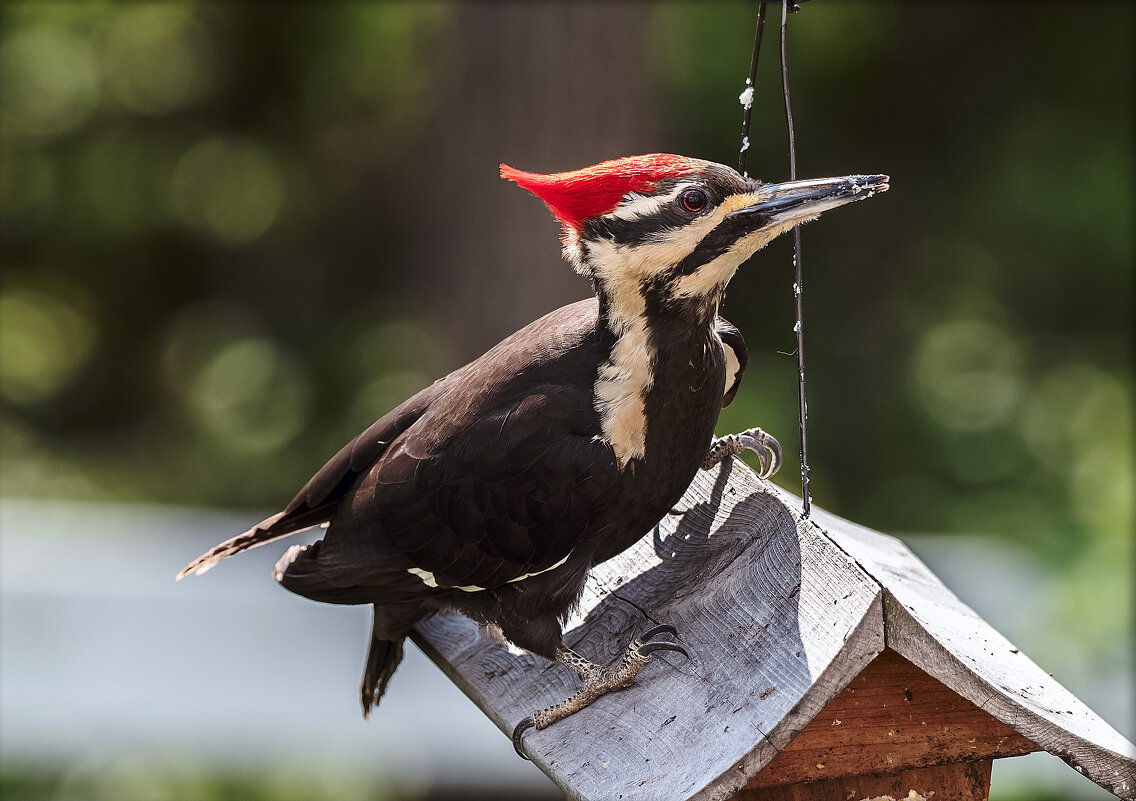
[413,460,885,801]
[806,501,1136,800]
[745,649,1036,787]
[412,460,1136,801]
[736,760,992,801]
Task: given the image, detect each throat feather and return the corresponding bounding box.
[594,294,655,469]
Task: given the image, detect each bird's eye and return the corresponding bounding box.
[681,188,708,213]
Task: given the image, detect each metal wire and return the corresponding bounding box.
[737,2,767,177]
[778,0,812,517]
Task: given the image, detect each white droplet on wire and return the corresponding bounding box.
[739,85,754,109]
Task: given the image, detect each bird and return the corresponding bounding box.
[178,153,887,756]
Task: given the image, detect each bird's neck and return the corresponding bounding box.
[594,281,722,470]
[595,280,722,335]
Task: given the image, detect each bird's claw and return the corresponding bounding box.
[703,427,782,479]
[739,428,782,479]
[632,623,688,659]
[639,623,678,640]
[510,624,688,760]
[512,715,535,760]
[637,640,689,658]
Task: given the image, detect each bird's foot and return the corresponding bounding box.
[512,624,688,759]
[702,427,782,479]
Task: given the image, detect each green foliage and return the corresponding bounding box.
[0,3,1130,798]
[0,1,1130,624]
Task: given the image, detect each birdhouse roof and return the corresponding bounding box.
[412,460,1136,800]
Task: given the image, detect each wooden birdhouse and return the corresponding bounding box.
[413,460,1136,801]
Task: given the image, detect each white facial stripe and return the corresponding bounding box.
[590,210,729,283]
[671,251,733,299]
[653,209,725,253]
[609,184,687,222]
[587,206,742,468]
[407,554,570,592]
[670,224,758,299]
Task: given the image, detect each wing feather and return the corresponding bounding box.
[716,315,748,407]
[274,298,617,598]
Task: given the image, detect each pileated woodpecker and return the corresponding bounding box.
[180,154,887,755]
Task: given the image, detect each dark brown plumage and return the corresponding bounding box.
[179,154,887,743]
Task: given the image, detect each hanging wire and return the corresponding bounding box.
[778,0,812,517]
[736,0,813,515]
[737,2,768,177]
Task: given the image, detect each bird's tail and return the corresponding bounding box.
[176,510,318,580]
[361,616,406,719]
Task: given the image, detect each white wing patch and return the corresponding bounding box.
[407,566,482,592]
[407,554,570,593]
[721,332,742,397]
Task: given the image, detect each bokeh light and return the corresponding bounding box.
[0,286,97,405]
[0,23,100,138]
[171,136,286,245]
[911,317,1024,432]
[184,336,312,455]
[0,2,1130,799]
[100,4,215,116]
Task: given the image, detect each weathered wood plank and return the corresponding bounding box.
[736,760,992,801]
[413,460,1136,800]
[412,461,885,801]
[806,502,1136,800]
[745,649,1036,788]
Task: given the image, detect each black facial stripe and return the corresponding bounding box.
[579,165,761,278]
[640,269,719,326]
[667,211,765,277]
[652,176,691,194]
[584,173,732,247]
[583,205,691,247]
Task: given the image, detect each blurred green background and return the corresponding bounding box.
[0,1,1131,800]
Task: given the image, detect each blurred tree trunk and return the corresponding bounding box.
[411,1,662,361]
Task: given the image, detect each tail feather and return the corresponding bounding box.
[273,541,392,604]
[177,509,326,579]
[361,632,405,719]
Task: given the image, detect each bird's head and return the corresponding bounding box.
[502,154,888,326]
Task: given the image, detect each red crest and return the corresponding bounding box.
[501,154,697,231]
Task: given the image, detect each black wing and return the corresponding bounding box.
[288,299,622,595]
[716,315,748,407]
[177,377,453,578]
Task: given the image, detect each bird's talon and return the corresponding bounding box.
[740,427,781,480]
[638,641,690,659]
[512,715,535,759]
[703,428,782,477]
[640,623,678,641]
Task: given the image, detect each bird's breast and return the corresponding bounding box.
[593,313,655,469]
[613,321,723,475]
